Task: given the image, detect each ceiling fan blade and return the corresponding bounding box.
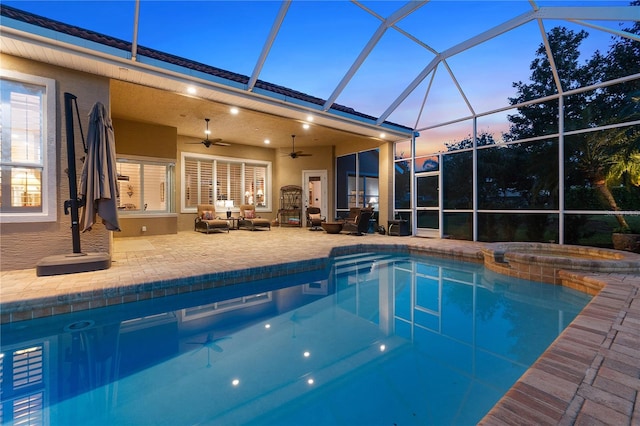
[284,134,311,158]
[184,139,228,148]
[193,118,229,148]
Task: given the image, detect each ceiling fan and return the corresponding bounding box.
[284,134,311,159]
[189,118,230,148]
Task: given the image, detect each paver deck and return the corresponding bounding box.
[1,227,638,425]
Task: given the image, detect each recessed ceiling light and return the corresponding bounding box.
[302,123,310,130]
[379,133,386,139]
[230,107,239,115]
[264,139,270,144]
[306,115,314,122]
[187,86,196,94]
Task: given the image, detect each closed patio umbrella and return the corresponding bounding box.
[79,102,121,232]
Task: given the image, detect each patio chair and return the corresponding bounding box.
[195,204,230,233]
[238,204,271,231]
[306,207,325,231]
[342,207,361,223]
[342,208,373,236]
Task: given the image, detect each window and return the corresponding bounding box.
[336,149,379,217]
[0,345,46,425]
[116,157,175,214]
[182,292,272,321]
[0,71,56,222]
[182,153,271,212]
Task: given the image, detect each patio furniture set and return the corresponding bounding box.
[194,204,375,236]
[319,207,374,236]
[194,203,271,233]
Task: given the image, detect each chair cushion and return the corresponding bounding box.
[244,209,256,219]
[310,213,321,221]
[202,210,214,220]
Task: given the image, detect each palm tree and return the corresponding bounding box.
[509,24,640,234]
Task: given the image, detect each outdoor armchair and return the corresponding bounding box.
[342,208,373,236]
[306,207,325,231]
[194,204,230,234]
[238,204,271,231]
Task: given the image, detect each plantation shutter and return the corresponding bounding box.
[184,158,198,208]
[216,162,228,203]
[199,159,213,205]
[245,165,255,204]
[184,156,270,211]
[255,165,266,206]
[229,163,242,206]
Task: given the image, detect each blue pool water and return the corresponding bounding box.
[1,252,592,425]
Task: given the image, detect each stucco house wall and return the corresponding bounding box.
[0,53,389,271]
[0,54,111,271]
[112,118,178,238]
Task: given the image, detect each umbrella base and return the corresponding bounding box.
[36,252,111,276]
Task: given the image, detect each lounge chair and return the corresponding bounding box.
[306,207,325,231]
[195,204,230,233]
[342,208,373,236]
[238,204,271,231]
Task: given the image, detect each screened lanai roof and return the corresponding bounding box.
[1,1,638,149]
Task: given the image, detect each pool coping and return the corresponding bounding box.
[0,242,485,324]
[1,236,638,424]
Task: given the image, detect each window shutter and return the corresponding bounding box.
[216,161,228,203]
[229,163,242,206]
[245,165,255,204]
[184,158,199,208]
[143,164,167,211]
[199,159,213,205]
[255,165,266,206]
[184,156,270,211]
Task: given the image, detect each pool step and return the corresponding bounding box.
[333,252,404,276]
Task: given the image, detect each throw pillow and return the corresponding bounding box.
[202,210,214,220]
[244,209,255,219]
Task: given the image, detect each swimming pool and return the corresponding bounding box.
[0,252,591,425]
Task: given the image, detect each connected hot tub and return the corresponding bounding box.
[482,242,640,294]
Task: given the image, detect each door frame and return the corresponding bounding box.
[302,170,328,222]
[414,171,441,238]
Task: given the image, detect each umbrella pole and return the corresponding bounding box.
[35,94,111,276]
[63,92,83,254]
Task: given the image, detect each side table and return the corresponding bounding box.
[227,217,240,230]
[388,220,410,236]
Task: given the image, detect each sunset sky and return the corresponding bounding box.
[4,0,633,150]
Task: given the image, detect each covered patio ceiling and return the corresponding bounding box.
[1,1,637,149]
